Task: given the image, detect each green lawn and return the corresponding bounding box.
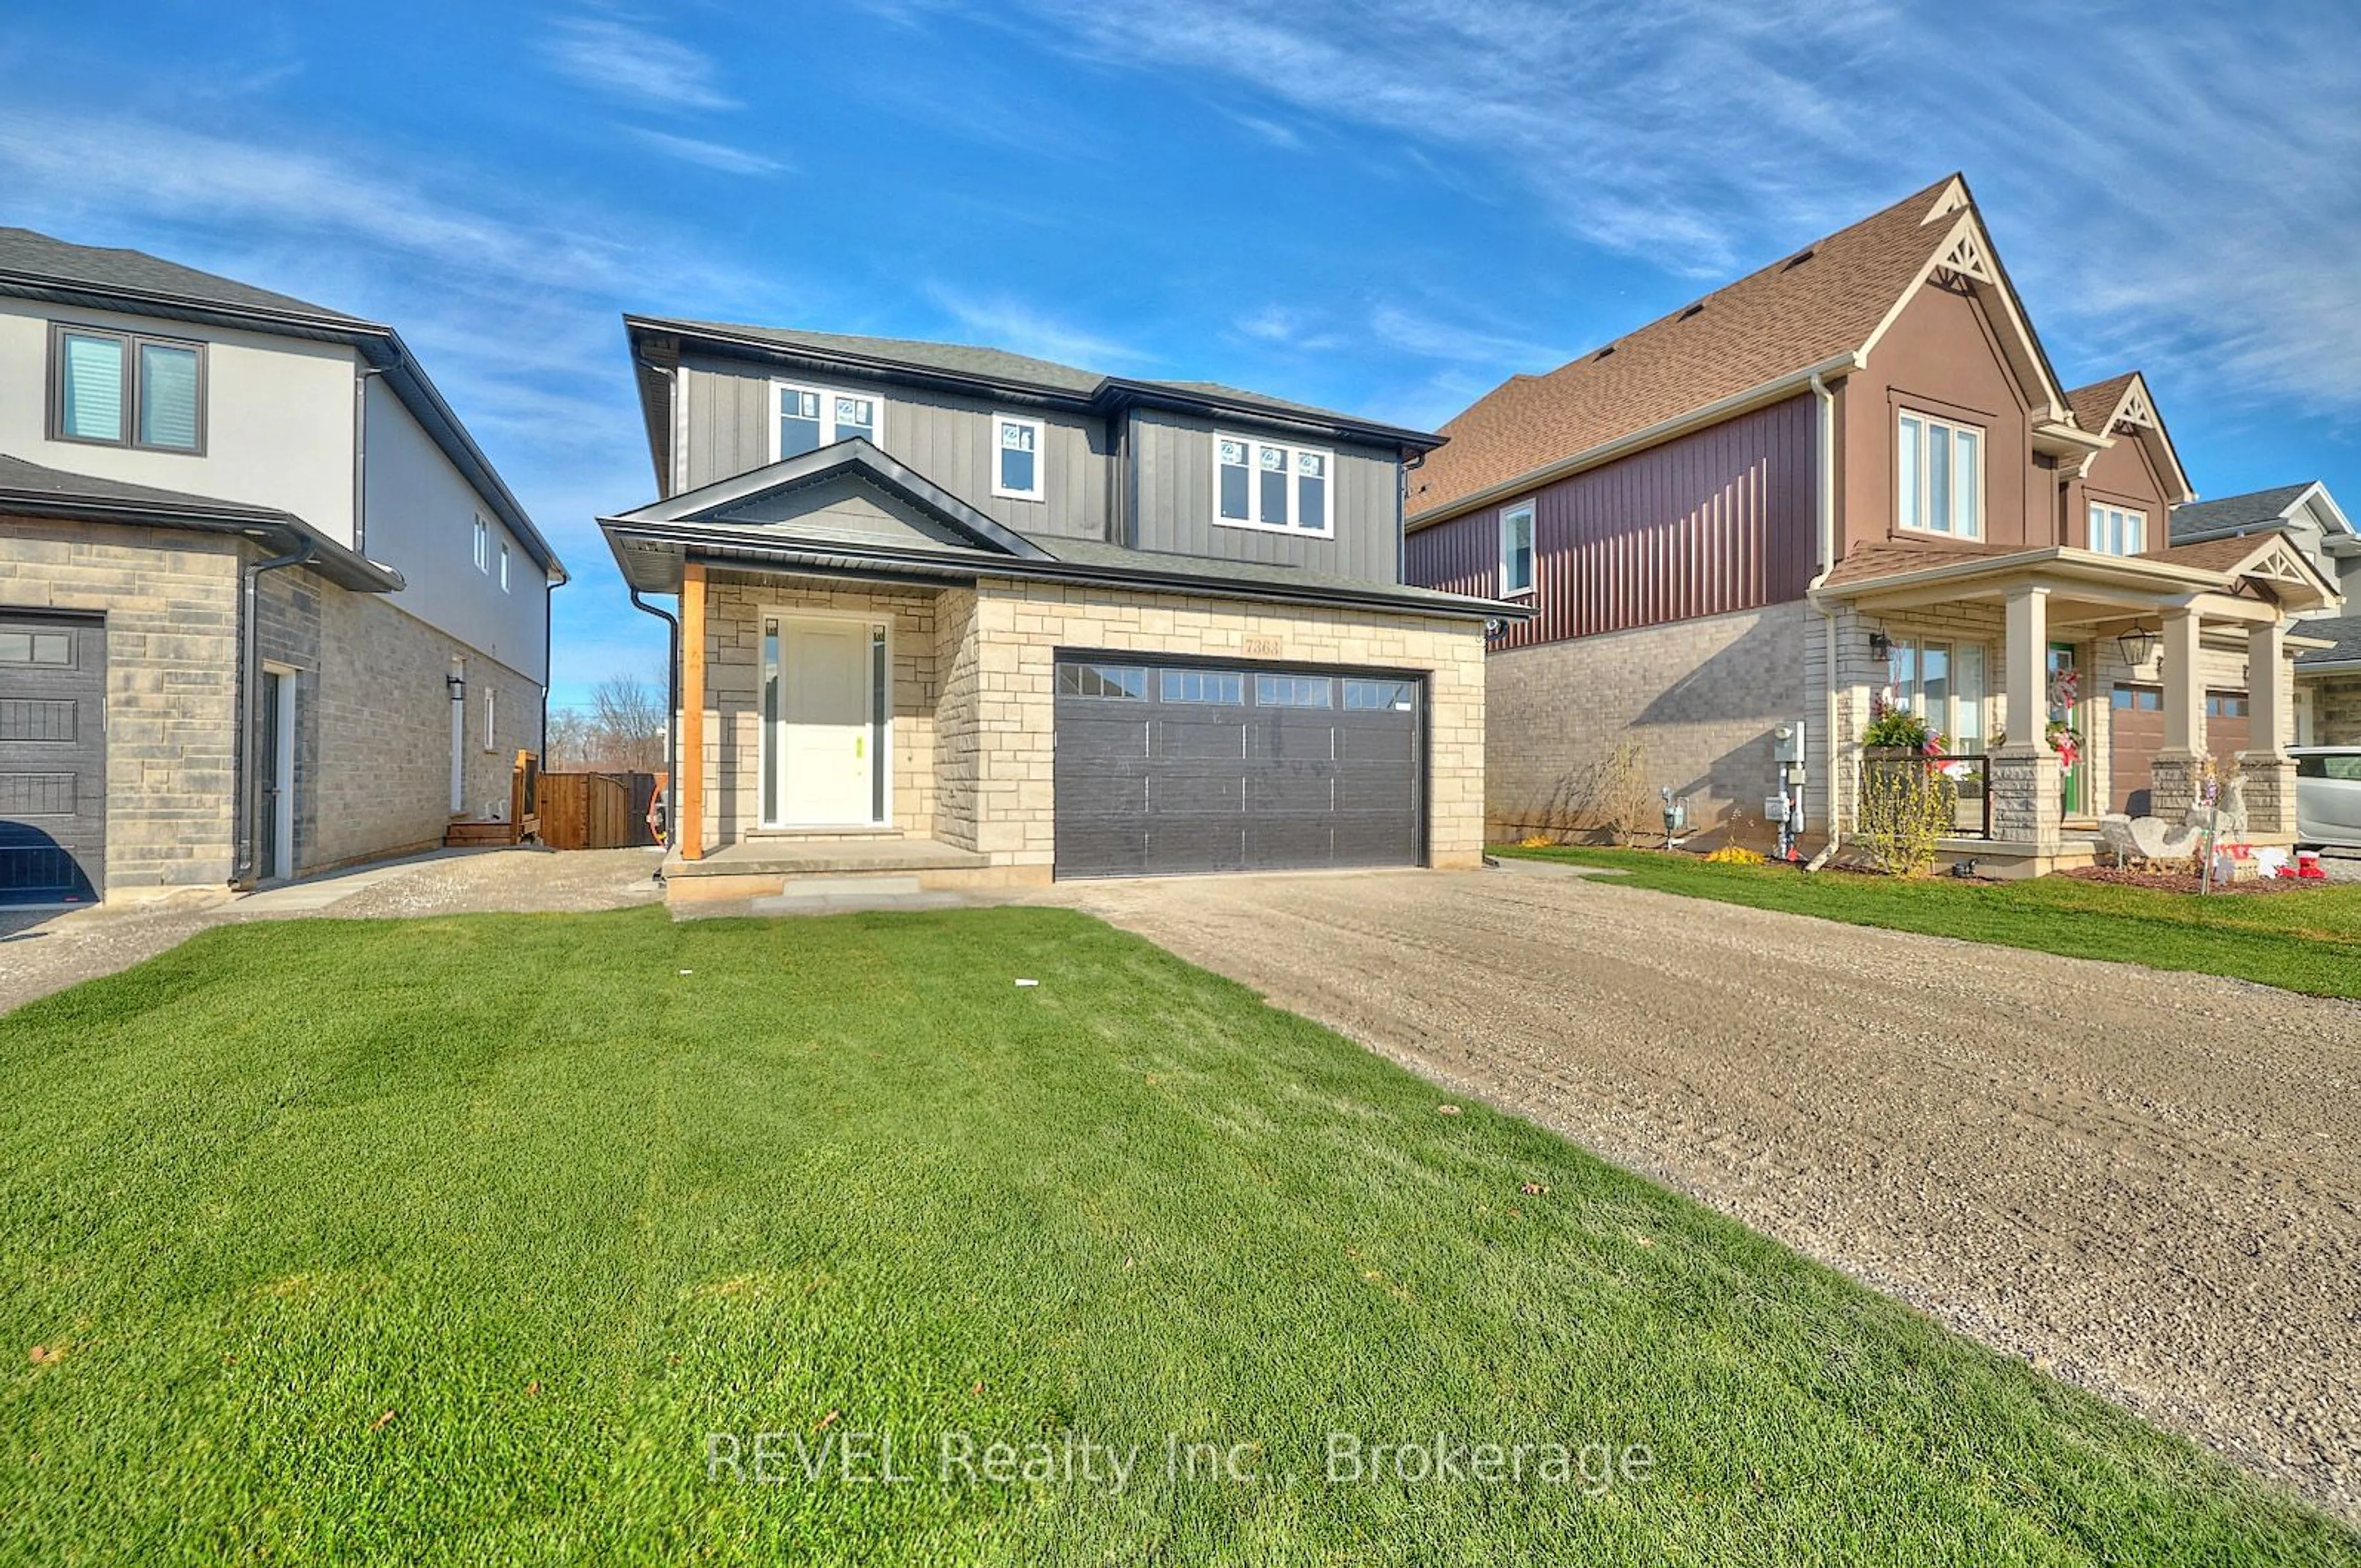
[1494,845,2361,1000]
[2,908,2352,1565]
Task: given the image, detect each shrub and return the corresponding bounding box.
[1857,756,1957,877]
[1704,845,1766,867]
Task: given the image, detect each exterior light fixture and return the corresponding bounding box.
[446,674,467,700]
[1868,629,1892,660]
[2116,625,2158,668]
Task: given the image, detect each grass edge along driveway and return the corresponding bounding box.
[2,905,2354,1564]
[1494,844,2361,1001]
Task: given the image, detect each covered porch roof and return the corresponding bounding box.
[1815,535,2341,627]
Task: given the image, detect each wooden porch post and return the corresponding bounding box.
[2247,620,2288,757]
[2002,585,2048,743]
[679,560,707,861]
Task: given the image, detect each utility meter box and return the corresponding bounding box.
[1773,721,1808,767]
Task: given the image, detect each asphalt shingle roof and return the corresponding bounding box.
[2063,374,2137,435]
[1406,174,1971,520]
[0,227,368,325]
[2296,615,2361,666]
[0,452,291,520]
[635,317,1416,436]
[2170,483,2319,543]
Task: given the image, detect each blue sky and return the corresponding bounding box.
[4,1,2359,709]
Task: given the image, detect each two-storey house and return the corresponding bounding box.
[599,318,1509,897]
[0,228,563,905]
[2164,483,2361,746]
[1404,175,2340,875]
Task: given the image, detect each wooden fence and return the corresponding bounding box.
[539,771,662,851]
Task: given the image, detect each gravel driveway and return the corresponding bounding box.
[1045,861,2361,1519]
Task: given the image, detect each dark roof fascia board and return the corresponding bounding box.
[0,487,403,593]
[628,315,1100,411]
[628,316,1446,454]
[599,518,1525,622]
[1094,379,1443,454]
[0,273,562,580]
[614,438,1054,560]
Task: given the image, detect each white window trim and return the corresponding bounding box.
[472,516,490,573]
[1211,433,1337,538]
[499,541,512,592]
[769,380,884,462]
[483,687,499,754]
[756,607,894,830]
[990,413,1048,502]
[2087,502,2148,557]
[1896,408,1985,541]
[1499,497,1537,598]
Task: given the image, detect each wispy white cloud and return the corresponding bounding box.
[979,0,2361,414]
[630,128,786,176]
[538,14,738,112]
[922,285,1148,368]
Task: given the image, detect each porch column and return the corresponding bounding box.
[1991,586,2059,850]
[679,561,707,861]
[2242,618,2298,837]
[2149,606,2204,822]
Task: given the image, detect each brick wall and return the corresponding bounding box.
[1,518,242,891]
[1489,604,1808,847]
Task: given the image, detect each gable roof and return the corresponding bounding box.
[2170,481,2331,543]
[0,226,561,578]
[0,452,402,593]
[2063,370,2193,504]
[1407,175,1974,522]
[625,315,1442,496]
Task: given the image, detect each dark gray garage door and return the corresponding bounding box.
[1,612,105,904]
[1054,656,1423,879]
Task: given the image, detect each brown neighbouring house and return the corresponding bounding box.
[1404,174,2343,874]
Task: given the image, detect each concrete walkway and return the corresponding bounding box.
[1041,861,2361,1520]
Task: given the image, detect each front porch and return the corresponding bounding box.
[1818,538,2338,875]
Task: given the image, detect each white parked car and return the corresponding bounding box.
[2293,746,2361,849]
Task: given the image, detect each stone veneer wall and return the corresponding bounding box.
[687,574,1489,869]
[1488,603,1807,848]
[697,573,941,842]
[1,517,244,891]
[2309,673,2361,744]
[306,585,543,873]
[1,515,539,891]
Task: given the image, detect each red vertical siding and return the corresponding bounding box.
[1405,393,1816,650]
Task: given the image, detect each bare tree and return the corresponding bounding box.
[544,707,593,771]
[589,674,669,773]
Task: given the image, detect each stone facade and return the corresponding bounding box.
[2303,672,2361,744]
[1487,604,1807,847]
[691,573,1489,873]
[2,518,243,891]
[2,514,542,895]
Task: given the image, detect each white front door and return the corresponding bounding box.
[767,616,880,825]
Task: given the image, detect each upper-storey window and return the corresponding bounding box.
[50,324,204,452]
[1214,435,1334,537]
[499,540,513,592]
[775,382,879,461]
[1500,499,1536,596]
[992,414,1045,502]
[473,516,491,573]
[2089,503,2146,556]
[1896,409,1982,538]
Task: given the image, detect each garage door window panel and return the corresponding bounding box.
[1059,664,1147,699]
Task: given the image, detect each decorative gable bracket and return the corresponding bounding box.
[1936,229,1996,285]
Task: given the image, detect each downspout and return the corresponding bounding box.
[351,366,386,555]
[1805,371,1842,853]
[232,540,317,886]
[630,586,682,873]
